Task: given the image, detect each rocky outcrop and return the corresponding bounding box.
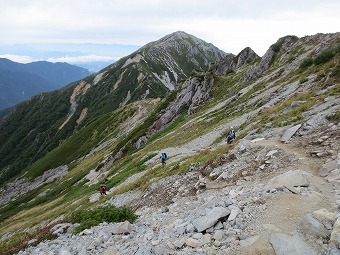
[147,74,215,134]
[147,47,261,135]
[241,36,298,81]
[214,47,260,76]
[0,165,68,205]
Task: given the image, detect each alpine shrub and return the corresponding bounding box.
[314,48,336,65]
[299,58,313,69]
[69,205,137,233]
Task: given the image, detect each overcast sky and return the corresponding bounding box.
[0,0,339,63]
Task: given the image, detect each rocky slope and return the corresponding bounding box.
[1,32,340,255]
[16,119,340,255]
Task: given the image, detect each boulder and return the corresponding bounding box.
[331,218,340,248]
[213,230,223,241]
[280,124,301,143]
[186,238,202,248]
[319,160,338,177]
[266,170,310,191]
[135,136,148,149]
[228,208,239,221]
[174,237,186,248]
[192,207,230,232]
[299,214,330,240]
[111,221,132,235]
[326,169,340,183]
[312,208,336,230]
[270,232,317,255]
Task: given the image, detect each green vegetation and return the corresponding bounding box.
[299,76,309,84]
[314,46,340,65]
[326,110,340,123]
[299,58,313,69]
[0,86,73,184]
[0,223,58,255]
[25,105,138,179]
[331,65,340,78]
[69,205,137,233]
[299,45,340,71]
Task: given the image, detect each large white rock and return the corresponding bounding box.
[270,232,317,255]
[312,208,336,230]
[111,221,132,235]
[331,218,340,248]
[186,237,202,248]
[192,207,230,232]
[299,214,330,239]
[267,169,311,191]
[280,124,301,143]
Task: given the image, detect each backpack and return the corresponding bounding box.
[162,153,167,159]
[227,130,235,138]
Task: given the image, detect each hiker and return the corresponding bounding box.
[160,152,167,165]
[99,184,107,196]
[226,126,236,144]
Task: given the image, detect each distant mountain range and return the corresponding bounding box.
[0,58,91,109]
[0,43,141,72]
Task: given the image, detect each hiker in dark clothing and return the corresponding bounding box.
[226,127,236,144]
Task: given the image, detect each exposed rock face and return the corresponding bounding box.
[147,47,259,134]
[0,165,68,205]
[241,35,298,81]
[214,47,260,76]
[147,74,215,134]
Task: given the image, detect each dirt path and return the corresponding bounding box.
[240,138,336,254]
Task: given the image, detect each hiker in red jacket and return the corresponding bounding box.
[99,184,107,195]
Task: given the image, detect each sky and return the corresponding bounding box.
[0,0,339,66]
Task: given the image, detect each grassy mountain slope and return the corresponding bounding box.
[0,32,339,254]
[0,69,58,108]
[0,31,226,185]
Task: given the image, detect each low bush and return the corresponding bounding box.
[331,65,340,78]
[69,205,137,233]
[299,76,308,84]
[299,58,313,69]
[314,46,339,65]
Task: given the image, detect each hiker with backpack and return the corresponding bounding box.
[99,184,107,196]
[226,127,236,144]
[161,152,167,165]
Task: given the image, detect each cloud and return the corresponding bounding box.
[0,0,339,57]
[46,55,116,63]
[0,54,34,63]
[0,53,116,65]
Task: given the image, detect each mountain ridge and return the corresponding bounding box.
[0,31,227,183]
[0,58,91,109]
[0,31,339,255]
